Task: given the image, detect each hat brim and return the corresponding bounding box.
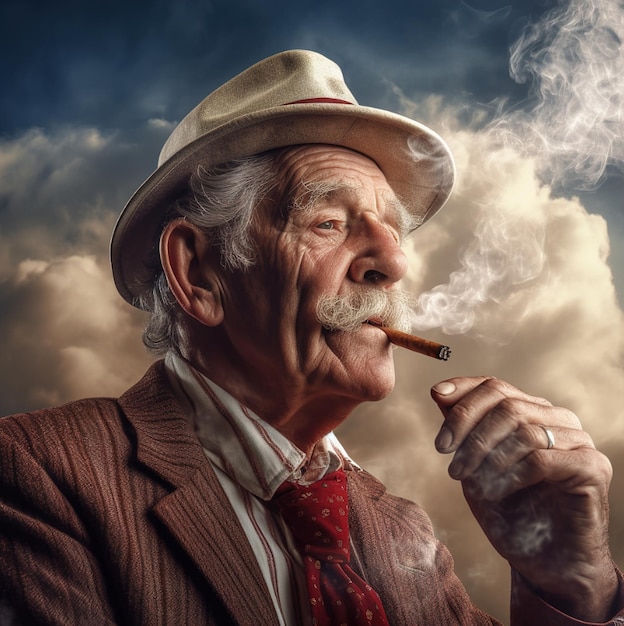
[111,102,455,306]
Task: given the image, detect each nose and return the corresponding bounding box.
[348,219,408,287]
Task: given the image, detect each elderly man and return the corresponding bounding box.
[0,50,622,625]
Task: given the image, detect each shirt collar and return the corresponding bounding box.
[163,352,355,500]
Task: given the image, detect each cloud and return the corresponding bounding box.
[0,124,165,415]
[338,113,624,621]
[0,254,150,416]
[0,118,173,272]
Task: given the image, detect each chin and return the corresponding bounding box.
[349,367,396,402]
[364,380,396,402]
[321,328,396,399]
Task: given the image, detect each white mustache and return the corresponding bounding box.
[316,288,414,334]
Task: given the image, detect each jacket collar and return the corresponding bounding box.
[118,361,277,624]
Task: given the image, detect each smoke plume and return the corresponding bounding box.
[411,0,624,337]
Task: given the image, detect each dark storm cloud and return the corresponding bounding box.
[0,0,553,134]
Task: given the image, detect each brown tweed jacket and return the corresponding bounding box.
[0,361,621,625]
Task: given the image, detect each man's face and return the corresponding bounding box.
[213,145,410,420]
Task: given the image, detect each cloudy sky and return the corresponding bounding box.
[2,0,624,621]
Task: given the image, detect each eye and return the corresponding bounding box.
[316,220,334,230]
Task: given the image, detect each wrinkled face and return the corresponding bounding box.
[216,145,410,407]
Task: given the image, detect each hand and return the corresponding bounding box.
[431,376,618,622]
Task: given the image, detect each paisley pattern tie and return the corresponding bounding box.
[273,469,390,625]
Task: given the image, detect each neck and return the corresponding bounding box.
[183,350,361,455]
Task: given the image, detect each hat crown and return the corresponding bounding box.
[159,50,358,166]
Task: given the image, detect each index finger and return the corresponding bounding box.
[431,377,554,452]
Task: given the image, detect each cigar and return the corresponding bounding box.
[367,321,451,361]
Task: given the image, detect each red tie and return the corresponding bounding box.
[273,469,390,626]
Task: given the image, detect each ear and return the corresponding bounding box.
[159,218,224,327]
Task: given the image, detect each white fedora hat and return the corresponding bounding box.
[111,49,455,307]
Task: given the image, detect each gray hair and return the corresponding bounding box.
[139,152,280,356]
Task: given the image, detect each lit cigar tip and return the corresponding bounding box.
[438,346,452,361]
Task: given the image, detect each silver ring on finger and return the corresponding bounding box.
[539,425,555,450]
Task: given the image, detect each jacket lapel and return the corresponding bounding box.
[118,361,277,624]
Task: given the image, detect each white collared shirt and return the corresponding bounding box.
[164,352,356,625]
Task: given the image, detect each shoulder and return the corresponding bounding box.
[0,396,123,449]
[0,397,134,504]
[0,361,170,473]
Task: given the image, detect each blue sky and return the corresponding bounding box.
[1,0,546,133]
[1,1,623,621]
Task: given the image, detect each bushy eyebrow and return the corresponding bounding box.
[384,195,420,240]
[289,180,350,213]
[288,181,417,240]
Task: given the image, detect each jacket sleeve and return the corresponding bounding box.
[0,430,118,626]
[510,568,624,626]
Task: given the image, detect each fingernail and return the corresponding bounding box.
[436,426,453,451]
[448,458,464,478]
[432,381,456,396]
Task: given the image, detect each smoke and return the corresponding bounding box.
[411,0,624,336]
[471,487,554,560]
[506,0,624,190]
[409,141,548,337]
